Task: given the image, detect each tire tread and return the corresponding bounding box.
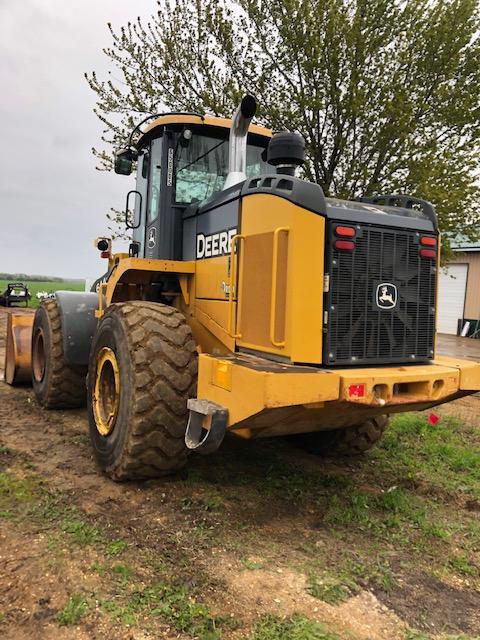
[33,299,86,408]
[95,302,197,481]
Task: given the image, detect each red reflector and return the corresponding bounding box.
[428,413,440,426]
[335,226,356,238]
[419,249,436,259]
[420,236,437,247]
[349,384,365,398]
[335,240,355,251]
[100,251,110,259]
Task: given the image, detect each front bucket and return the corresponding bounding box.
[5,314,34,385]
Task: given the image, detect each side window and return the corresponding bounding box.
[175,135,228,204]
[148,137,162,222]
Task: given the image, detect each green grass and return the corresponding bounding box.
[0,471,39,502]
[377,413,480,498]
[60,515,103,546]
[106,539,128,557]
[183,410,480,596]
[57,593,89,626]
[446,553,478,577]
[112,564,133,583]
[0,279,84,308]
[249,615,340,640]
[307,573,359,605]
[101,582,221,637]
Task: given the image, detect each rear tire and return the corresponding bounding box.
[292,415,389,456]
[32,299,87,408]
[87,301,197,481]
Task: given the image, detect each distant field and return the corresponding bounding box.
[0,280,85,308]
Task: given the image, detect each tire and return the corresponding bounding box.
[87,301,197,481]
[292,415,389,456]
[32,299,87,408]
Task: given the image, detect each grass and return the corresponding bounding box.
[0,279,84,308]
[0,470,225,635]
[101,582,221,637]
[57,593,89,626]
[60,515,103,546]
[182,410,480,595]
[307,573,359,604]
[249,615,340,640]
[111,564,133,583]
[446,553,478,577]
[106,539,128,557]
[0,471,39,502]
[377,413,480,499]
[1,409,480,637]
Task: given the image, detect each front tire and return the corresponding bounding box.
[87,301,197,481]
[32,299,87,408]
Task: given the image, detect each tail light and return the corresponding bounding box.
[419,248,436,259]
[420,236,437,247]
[335,240,355,251]
[335,225,356,238]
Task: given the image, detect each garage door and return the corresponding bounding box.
[437,264,468,334]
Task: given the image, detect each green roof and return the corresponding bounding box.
[450,233,480,251]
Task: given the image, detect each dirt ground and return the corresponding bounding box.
[0,306,479,640]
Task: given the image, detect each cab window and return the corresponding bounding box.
[147,137,162,221]
[174,134,268,205]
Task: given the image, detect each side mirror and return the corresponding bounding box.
[125,190,142,229]
[114,147,138,175]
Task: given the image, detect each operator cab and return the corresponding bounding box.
[116,114,272,261]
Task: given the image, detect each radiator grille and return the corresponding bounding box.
[325,223,437,365]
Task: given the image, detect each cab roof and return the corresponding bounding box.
[137,113,272,147]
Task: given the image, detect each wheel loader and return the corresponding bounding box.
[5,95,480,480]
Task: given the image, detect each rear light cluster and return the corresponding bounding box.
[419,236,437,260]
[334,225,356,251]
[334,226,437,260]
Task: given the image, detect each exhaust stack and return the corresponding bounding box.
[223,95,257,190]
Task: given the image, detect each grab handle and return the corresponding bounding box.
[269,227,290,347]
[227,234,245,338]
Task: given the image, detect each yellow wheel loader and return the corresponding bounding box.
[6,95,480,480]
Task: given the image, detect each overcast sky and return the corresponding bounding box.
[0,0,156,279]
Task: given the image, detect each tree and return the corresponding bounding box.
[86,0,480,249]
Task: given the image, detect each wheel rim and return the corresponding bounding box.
[32,328,46,383]
[93,347,120,437]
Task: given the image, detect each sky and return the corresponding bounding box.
[0,0,156,279]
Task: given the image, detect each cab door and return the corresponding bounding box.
[145,137,163,259]
[132,149,149,256]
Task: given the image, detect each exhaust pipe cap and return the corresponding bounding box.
[240,95,257,120]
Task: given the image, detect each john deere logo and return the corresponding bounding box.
[147,227,156,249]
[376,283,397,309]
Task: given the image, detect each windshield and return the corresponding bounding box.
[174,133,269,204]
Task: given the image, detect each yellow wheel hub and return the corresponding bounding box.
[93,347,120,437]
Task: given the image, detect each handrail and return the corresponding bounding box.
[269,227,290,347]
[95,282,108,319]
[227,234,245,338]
